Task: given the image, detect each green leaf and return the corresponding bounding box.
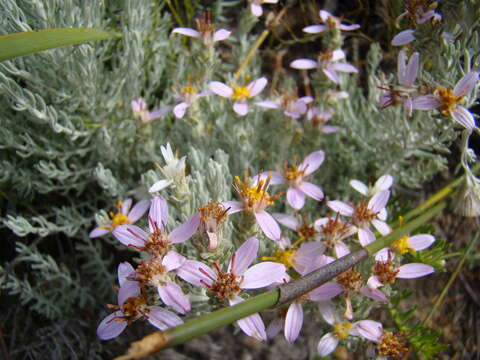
[0,27,121,62]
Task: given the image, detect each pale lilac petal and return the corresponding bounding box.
[89,227,110,238]
[208,81,233,98]
[117,280,140,306]
[323,68,340,83]
[263,0,279,3]
[254,171,285,185]
[349,179,368,195]
[255,211,281,241]
[251,3,263,17]
[147,306,183,330]
[254,100,281,109]
[360,286,388,302]
[149,106,170,121]
[163,250,187,272]
[172,27,200,38]
[392,29,416,46]
[338,24,361,31]
[112,225,147,247]
[158,281,191,314]
[173,102,188,119]
[372,219,391,235]
[127,200,150,223]
[405,52,419,85]
[327,200,354,217]
[168,214,201,244]
[122,199,132,214]
[149,195,168,232]
[247,77,268,97]
[230,296,267,340]
[97,311,127,340]
[358,228,376,247]
[298,182,324,201]
[300,96,314,104]
[352,320,383,342]
[149,179,172,193]
[319,10,332,22]
[317,332,339,357]
[222,201,244,214]
[233,102,249,116]
[294,242,326,275]
[451,106,476,130]
[303,24,327,34]
[318,301,337,325]
[374,175,393,192]
[176,260,216,287]
[378,207,388,221]
[453,71,479,97]
[330,62,358,73]
[299,150,325,175]
[374,248,390,262]
[313,217,329,231]
[367,275,385,289]
[266,317,283,339]
[285,302,303,343]
[290,59,318,70]
[118,262,135,287]
[308,283,343,301]
[408,234,435,250]
[229,236,259,275]
[287,187,306,210]
[413,95,440,110]
[213,29,231,42]
[368,190,390,213]
[241,262,286,289]
[335,242,351,258]
[331,49,346,61]
[272,213,300,230]
[396,263,435,278]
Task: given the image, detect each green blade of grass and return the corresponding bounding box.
[0,27,121,62]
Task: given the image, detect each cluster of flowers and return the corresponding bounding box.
[91,141,436,357]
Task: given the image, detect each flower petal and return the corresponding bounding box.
[254,211,281,241]
[97,311,127,340]
[213,29,231,42]
[221,201,244,214]
[360,285,388,302]
[247,77,268,97]
[374,248,390,262]
[254,100,281,109]
[158,281,191,314]
[241,262,286,289]
[149,195,169,233]
[330,62,358,73]
[266,317,283,339]
[127,199,150,223]
[319,10,333,22]
[171,27,200,38]
[349,179,368,195]
[293,241,326,275]
[454,71,479,97]
[149,106,170,121]
[147,306,183,330]
[89,227,110,238]
[118,262,135,287]
[233,102,249,116]
[287,187,306,210]
[368,190,390,213]
[149,179,172,193]
[254,171,285,185]
[162,250,187,272]
[229,236,259,275]
[451,106,476,130]
[272,213,300,230]
[374,175,393,192]
[396,263,435,278]
[117,278,141,306]
[327,200,354,217]
[413,95,440,110]
[404,52,419,85]
[318,301,338,325]
[335,242,351,258]
[122,199,132,214]
[303,24,327,34]
[323,68,340,83]
[317,332,339,357]
[285,302,303,343]
[173,102,188,119]
[391,29,416,46]
[251,3,263,17]
[298,182,324,201]
[408,234,435,250]
[230,296,267,341]
[372,219,391,235]
[112,225,147,247]
[299,150,325,175]
[308,282,344,301]
[358,228,376,247]
[352,320,383,342]
[290,59,318,70]
[168,214,201,244]
[338,24,361,31]
[208,81,233,98]
[176,260,215,286]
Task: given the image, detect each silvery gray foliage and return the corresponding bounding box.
[0,0,478,358]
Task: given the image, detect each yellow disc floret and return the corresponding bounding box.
[436,85,463,115]
[391,235,413,255]
[333,322,353,339]
[232,86,251,101]
[262,248,297,269]
[233,169,281,213]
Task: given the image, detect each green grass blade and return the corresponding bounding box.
[0,27,121,62]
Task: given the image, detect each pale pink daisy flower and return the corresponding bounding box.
[149,143,187,193]
[349,174,393,220]
[314,214,357,258]
[89,198,150,238]
[272,213,322,243]
[379,50,419,117]
[290,49,358,84]
[172,84,210,119]
[413,71,479,130]
[306,107,341,133]
[249,0,278,17]
[177,237,286,340]
[258,150,325,210]
[222,170,283,241]
[317,301,383,358]
[303,10,360,34]
[255,94,314,119]
[96,262,182,340]
[131,97,169,125]
[374,233,435,261]
[171,12,230,47]
[327,190,391,247]
[208,76,268,116]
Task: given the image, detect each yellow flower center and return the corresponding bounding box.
[436,85,463,115]
[391,235,413,255]
[104,200,132,231]
[333,322,352,339]
[262,248,297,269]
[233,170,281,213]
[232,86,251,101]
[183,86,197,94]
